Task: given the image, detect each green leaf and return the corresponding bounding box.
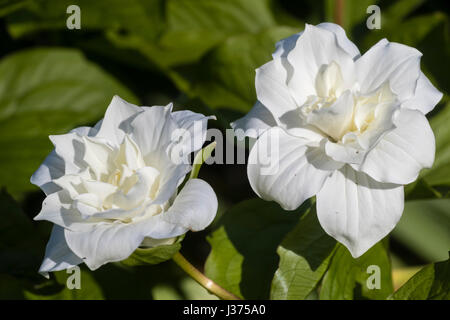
[0,48,138,196]
[109,0,278,68]
[421,101,450,186]
[7,0,165,40]
[389,256,450,300]
[189,141,216,179]
[0,189,43,276]
[24,268,104,300]
[392,199,450,262]
[319,241,394,300]
[270,207,337,300]
[168,26,298,113]
[204,198,310,299]
[121,238,183,267]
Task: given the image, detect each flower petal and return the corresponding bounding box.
[30,150,65,195]
[255,58,298,119]
[161,178,218,232]
[230,101,277,138]
[316,165,404,258]
[356,39,422,101]
[287,24,355,105]
[247,127,341,211]
[360,109,435,184]
[402,71,443,114]
[95,95,142,145]
[171,109,215,154]
[38,226,82,277]
[130,105,178,158]
[64,221,146,270]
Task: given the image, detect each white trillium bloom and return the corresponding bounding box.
[232,23,442,258]
[31,96,218,272]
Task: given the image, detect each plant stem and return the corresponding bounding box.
[334,0,344,26]
[172,251,241,300]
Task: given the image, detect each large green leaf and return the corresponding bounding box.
[204,198,310,299]
[0,48,138,196]
[389,256,449,300]
[270,207,337,300]
[168,26,298,113]
[392,199,450,262]
[7,0,165,40]
[319,241,394,300]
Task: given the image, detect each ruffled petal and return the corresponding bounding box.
[316,165,404,258]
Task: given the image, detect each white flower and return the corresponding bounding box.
[232,23,442,257]
[31,96,218,272]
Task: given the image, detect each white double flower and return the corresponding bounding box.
[233,23,442,257]
[32,96,218,272]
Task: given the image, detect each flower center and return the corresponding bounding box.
[298,61,397,145]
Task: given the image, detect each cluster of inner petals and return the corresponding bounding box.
[297,61,398,145]
[55,135,166,223]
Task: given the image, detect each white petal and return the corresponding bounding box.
[38,226,82,276]
[95,95,142,145]
[356,39,422,101]
[402,71,443,114]
[34,191,89,231]
[64,222,146,270]
[255,58,298,119]
[317,166,404,258]
[171,109,215,154]
[287,24,355,105]
[324,140,366,164]
[49,132,86,174]
[231,101,277,138]
[305,90,354,141]
[360,109,435,184]
[247,127,340,211]
[82,137,114,180]
[30,150,65,195]
[161,178,218,232]
[130,105,178,158]
[315,23,360,59]
[273,23,359,60]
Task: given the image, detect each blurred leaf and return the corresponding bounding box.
[389,256,449,300]
[24,268,104,300]
[324,0,376,30]
[109,0,278,68]
[121,239,182,267]
[319,241,394,300]
[152,277,219,300]
[0,48,138,196]
[204,198,309,299]
[168,26,299,113]
[421,101,450,186]
[392,266,422,291]
[7,0,165,40]
[270,207,337,300]
[0,0,30,17]
[0,189,43,276]
[392,199,450,262]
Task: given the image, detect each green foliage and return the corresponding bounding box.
[205,198,309,299]
[393,199,450,262]
[121,239,182,267]
[421,101,450,186]
[390,256,450,300]
[319,241,394,300]
[271,207,336,299]
[0,48,138,197]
